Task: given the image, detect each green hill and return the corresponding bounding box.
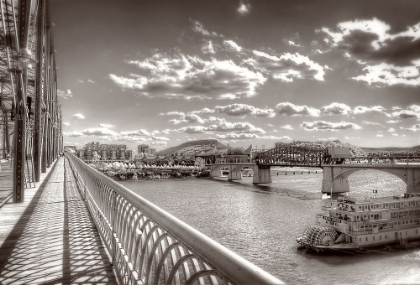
[156,139,228,156]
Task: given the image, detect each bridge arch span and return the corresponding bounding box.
[322,166,420,194]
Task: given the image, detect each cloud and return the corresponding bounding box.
[72,113,85,119]
[206,117,265,133]
[63,131,83,137]
[224,40,242,52]
[321,18,420,86]
[280,125,293,130]
[388,105,420,120]
[169,114,206,124]
[216,133,291,140]
[320,102,352,116]
[151,136,170,141]
[301,121,362,131]
[77,79,84,83]
[191,20,219,37]
[98,123,115,128]
[120,129,150,136]
[237,2,251,15]
[245,50,328,82]
[361,121,385,128]
[376,134,384,137]
[179,126,207,134]
[80,127,119,137]
[276,102,320,117]
[202,40,215,54]
[352,61,420,86]
[387,127,395,132]
[214,103,275,117]
[386,120,400,124]
[63,121,70,126]
[401,124,420,132]
[58,89,73,99]
[190,108,215,115]
[288,41,301,47]
[353,105,387,116]
[88,79,96,84]
[150,141,167,146]
[110,52,266,100]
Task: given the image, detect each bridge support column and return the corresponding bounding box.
[252,166,272,184]
[322,166,350,194]
[406,168,420,193]
[228,166,242,181]
[210,166,221,178]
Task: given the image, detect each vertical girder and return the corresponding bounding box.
[0,0,61,202]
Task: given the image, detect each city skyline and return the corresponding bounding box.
[51,0,420,152]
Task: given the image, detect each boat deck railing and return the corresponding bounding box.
[66,154,283,285]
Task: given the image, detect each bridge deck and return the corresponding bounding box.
[0,158,117,284]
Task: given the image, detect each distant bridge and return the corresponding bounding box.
[206,145,420,193]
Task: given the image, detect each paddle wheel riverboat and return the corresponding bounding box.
[297,193,420,252]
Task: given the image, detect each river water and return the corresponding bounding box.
[121,169,420,284]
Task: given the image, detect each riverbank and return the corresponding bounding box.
[90,165,211,181]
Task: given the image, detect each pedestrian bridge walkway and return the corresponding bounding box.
[0,155,282,285]
[0,158,117,284]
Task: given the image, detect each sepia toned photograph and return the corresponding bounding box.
[0,0,419,284]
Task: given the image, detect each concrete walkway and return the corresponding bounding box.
[0,158,117,284]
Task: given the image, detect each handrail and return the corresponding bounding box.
[66,153,283,285]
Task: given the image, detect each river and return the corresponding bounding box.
[120,169,420,285]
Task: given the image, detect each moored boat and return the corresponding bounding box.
[297,193,420,252]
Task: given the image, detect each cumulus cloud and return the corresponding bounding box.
[301,121,362,131]
[110,52,266,100]
[80,127,119,137]
[191,20,219,37]
[388,105,420,120]
[244,50,328,82]
[201,40,215,54]
[280,125,293,130]
[63,131,83,137]
[214,103,275,117]
[58,89,73,100]
[361,121,385,128]
[63,121,70,126]
[353,105,387,116]
[88,79,96,84]
[99,123,115,128]
[237,2,251,15]
[151,136,170,141]
[120,129,151,136]
[386,120,400,124]
[216,133,291,140]
[206,117,265,133]
[150,141,167,146]
[224,40,242,52]
[169,114,206,125]
[401,124,420,132]
[387,127,395,132]
[276,102,320,117]
[72,113,85,119]
[178,126,207,134]
[321,18,420,86]
[320,102,352,116]
[190,108,215,115]
[376,134,384,137]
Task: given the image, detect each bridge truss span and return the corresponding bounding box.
[254,145,328,167]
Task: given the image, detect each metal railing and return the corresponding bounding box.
[66,154,283,285]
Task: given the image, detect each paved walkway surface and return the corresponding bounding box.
[0,158,117,284]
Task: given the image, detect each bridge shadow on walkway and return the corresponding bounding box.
[0,158,117,284]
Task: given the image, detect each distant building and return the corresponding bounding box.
[78,142,131,161]
[138,144,149,154]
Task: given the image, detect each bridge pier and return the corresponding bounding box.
[407,168,420,193]
[228,166,242,181]
[322,167,350,194]
[252,166,272,184]
[210,166,222,178]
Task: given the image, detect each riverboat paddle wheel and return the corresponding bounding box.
[297,225,337,247]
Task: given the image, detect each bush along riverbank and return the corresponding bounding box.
[89,165,211,181]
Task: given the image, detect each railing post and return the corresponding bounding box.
[83,168,87,200]
[110,190,118,264]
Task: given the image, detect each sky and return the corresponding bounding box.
[50,0,420,152]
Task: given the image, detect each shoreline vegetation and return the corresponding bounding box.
[88,162,211,181]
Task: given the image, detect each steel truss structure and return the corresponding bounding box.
[0,0,62,202]
[254,145,329,166]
